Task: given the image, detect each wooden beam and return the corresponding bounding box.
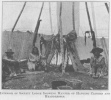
[100,37,108,66]
[105,3,109,13]
[33,2,44,47]
[72,2,75,30]
[12,2,26,33]
[85,2,96,48]
[70,41,84,71]
[85,2,93,32]
[59,2,65,73]
[56,50,58,66]
[91,2,97,38]
[91,2,100,47]
[9,2,26,49]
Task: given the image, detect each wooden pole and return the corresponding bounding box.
[85,2,96,48]
[72,2,75,30]
[105,3,109,13]
[91,2,97,38]
[91,2,100,46]
[56,50,58,66]
[59,2,65,74]
[33,2,44,47]
[100,38,108,65]
[34,2,44,33]
[85,2,93,32]
[49,2,53,34]
[63,48,68,70]
[9,2,26,49]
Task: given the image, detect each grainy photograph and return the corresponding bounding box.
[2,1,109,90]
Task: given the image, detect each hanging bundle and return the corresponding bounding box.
[66,30,77,42]
[91,31,96,47]
[65,30,77,54]
[40,36,46,55]
[53,33,61,53]
[84,31,91,45]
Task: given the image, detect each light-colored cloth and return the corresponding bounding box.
[2,55,17,76]
[27,53,39,71]
[90,55,107,77]
[29,53,39,62]
[3,55,14,61]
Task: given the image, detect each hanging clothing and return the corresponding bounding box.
[90,55,107,77]
[27,53,40,71]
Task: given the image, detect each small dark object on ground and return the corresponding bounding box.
[65,65,74,72]
[58,64,74,72]
[80,58,90,64]
[51,80,67,89]
[92,76,99,79]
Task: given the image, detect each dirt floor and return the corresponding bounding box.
[2,69,108,90]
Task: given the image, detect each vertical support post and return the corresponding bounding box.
[59,2,65,74]
[56,50,58,66]
[72,2,75,30]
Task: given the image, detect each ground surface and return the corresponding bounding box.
[2,69,108,90]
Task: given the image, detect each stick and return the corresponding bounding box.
[9,2,26,49]
[33,2,44,47]
[105,3,109,13]
[85,2,96,48]
[72,2,75,30]
[59,2,65,73]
